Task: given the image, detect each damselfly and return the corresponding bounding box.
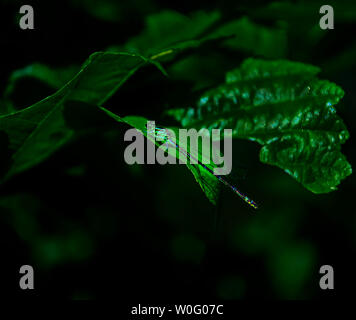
[145,125,258,209]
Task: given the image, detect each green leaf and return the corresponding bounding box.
[166,17,287,90]
[0,52,149,181]
[121,10,286,61]
[99,109,220,205]
[2,63,78,113]
[166,59,352,193]
[4,63,78,94]
[207,16,287,58]
[124,10,221,57]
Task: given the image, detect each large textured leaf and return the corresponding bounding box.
[0,52,150,181]
[167,59,352,193]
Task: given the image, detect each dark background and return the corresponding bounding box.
[0,0,355,299]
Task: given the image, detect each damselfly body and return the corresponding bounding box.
[145,125,258,209]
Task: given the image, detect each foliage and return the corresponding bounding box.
[0,12,351,202]
[1,0,355,299]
